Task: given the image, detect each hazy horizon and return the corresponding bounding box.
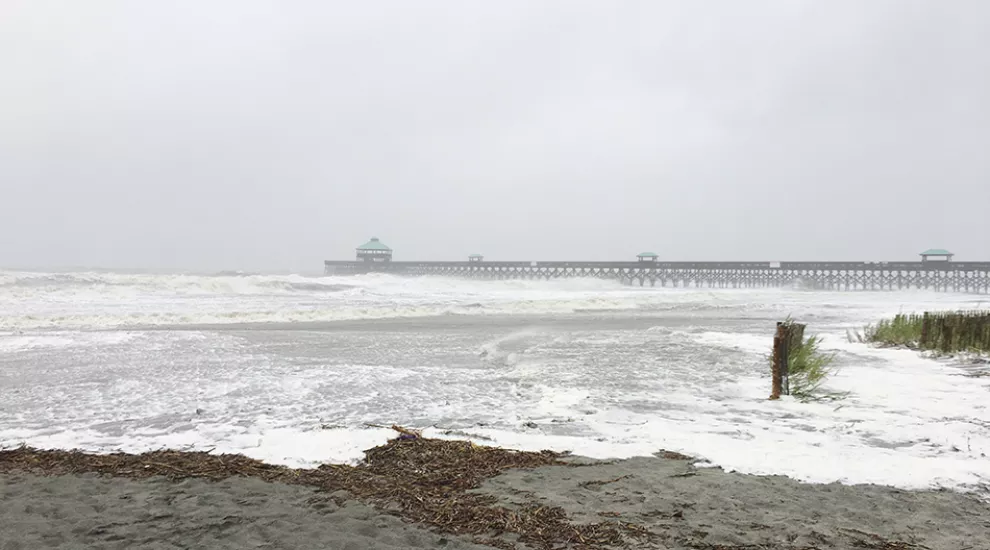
[2,1,988,272]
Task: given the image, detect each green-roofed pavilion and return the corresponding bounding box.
[637,251,659,263]
[356,237,393,262]
[468,254,484,263]
[920,249,953,263]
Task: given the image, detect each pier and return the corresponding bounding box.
[325,240,990,293]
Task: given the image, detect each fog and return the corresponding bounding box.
[1,0,988,272]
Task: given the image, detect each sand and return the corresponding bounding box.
[479,454,990,549]
[3,452,989,549]
[0,472,493,550]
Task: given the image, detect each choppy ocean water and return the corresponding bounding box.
[2,270,989,493]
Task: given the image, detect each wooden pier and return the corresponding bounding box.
[326,240,989,293]
[324,260,990,293]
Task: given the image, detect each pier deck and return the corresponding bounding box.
[323,260,990,293]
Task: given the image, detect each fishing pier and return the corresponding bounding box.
[325,240,990,293]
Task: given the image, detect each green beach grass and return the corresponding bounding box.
[864,311,990,354]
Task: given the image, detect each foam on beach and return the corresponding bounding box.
[2,270,989,496]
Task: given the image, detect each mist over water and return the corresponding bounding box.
[2,270,989,494]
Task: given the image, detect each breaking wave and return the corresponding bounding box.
[0,270,660,330]
[0,269,965,332]
[0,271,358,295]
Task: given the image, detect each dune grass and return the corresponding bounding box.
[787,333,839,398]
[864,311,990,354]
[863,313,923,347]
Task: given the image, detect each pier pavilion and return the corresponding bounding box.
[356,237,392,263]
[920,249,953,263]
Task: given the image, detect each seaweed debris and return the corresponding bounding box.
[0,432,651,550]
[0,429,929,550]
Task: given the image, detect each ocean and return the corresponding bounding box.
[2,270,989,494]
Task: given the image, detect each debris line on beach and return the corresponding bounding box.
[0,431,932,550]
[0,434,651,549]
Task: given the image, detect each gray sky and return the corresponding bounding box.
[2,0,988,272]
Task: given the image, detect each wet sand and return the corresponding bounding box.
[3,451,989,549]
[480,454,990,549]
[0,472,492,550]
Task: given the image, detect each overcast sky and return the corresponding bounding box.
[1,1,988,272]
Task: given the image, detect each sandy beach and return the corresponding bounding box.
[483,455,990,549]
[0,473,494,550]
[3,438,989,550]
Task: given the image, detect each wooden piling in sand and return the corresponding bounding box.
[771,323,787,400]
[771,321,806,399]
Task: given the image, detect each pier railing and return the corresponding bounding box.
[323,260,990,293]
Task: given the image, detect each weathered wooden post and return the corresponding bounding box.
[920,312,931,348]
[770,321,805,399]
[770,322,787,400]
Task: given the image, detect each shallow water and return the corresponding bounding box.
[1,270,988,493]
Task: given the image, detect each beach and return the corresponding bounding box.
[2,437,989,549]
[0,472,494,550]
[6,0,990,545]
[3,271,990,548]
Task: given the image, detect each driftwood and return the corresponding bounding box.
[390,425,422,439]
